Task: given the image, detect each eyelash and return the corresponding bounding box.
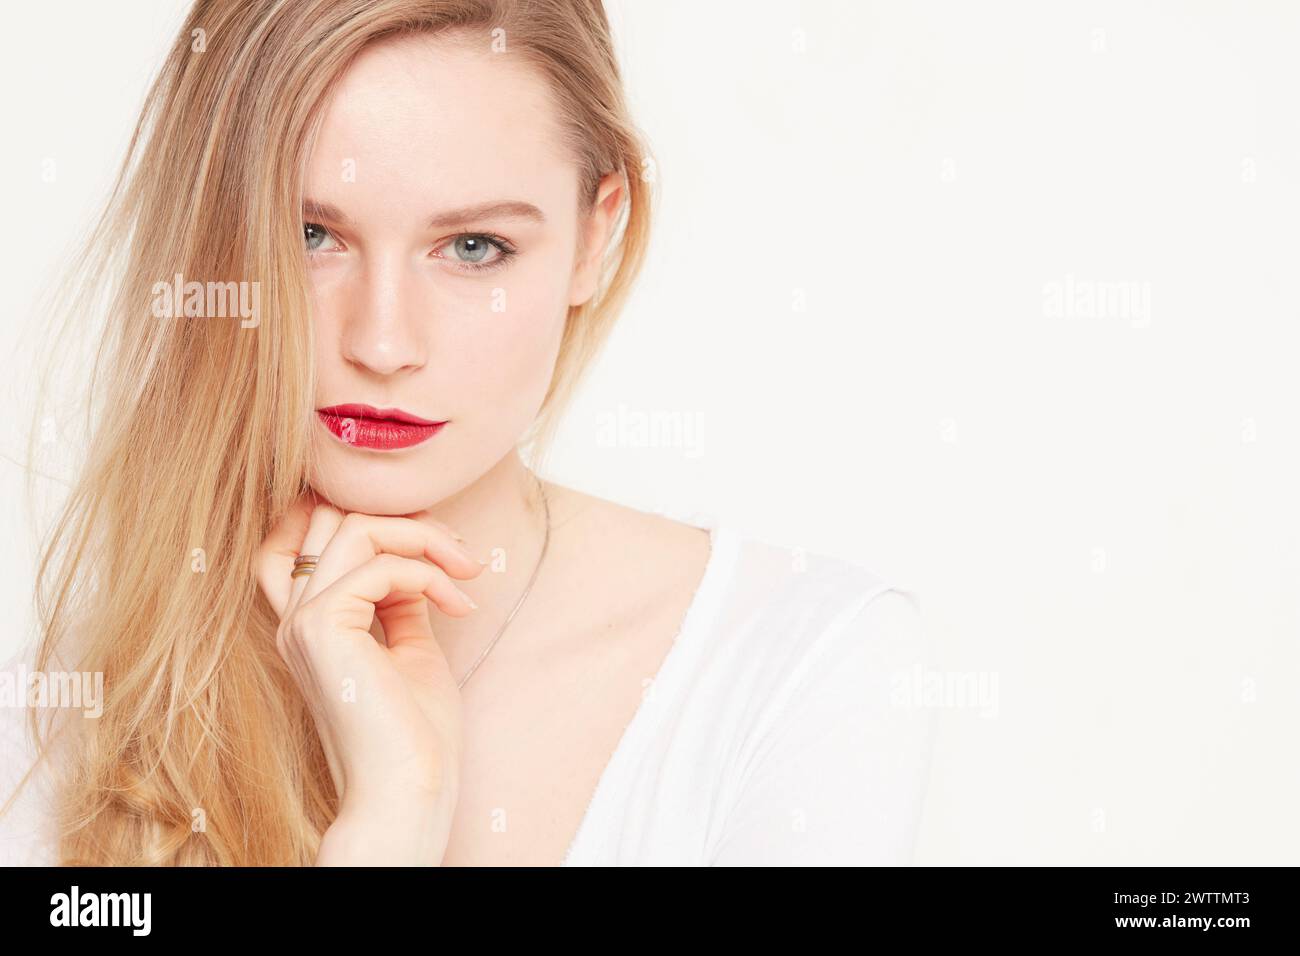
[302,223,518,274]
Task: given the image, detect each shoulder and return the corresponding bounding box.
[542,482,708,552]
[540,482,713,609]
[713,526,926,667]
[540,482,930,693]
[689,526,935,760]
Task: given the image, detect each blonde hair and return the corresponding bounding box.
[12,0,653,865]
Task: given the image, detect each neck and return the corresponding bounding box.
[406,446,550,666]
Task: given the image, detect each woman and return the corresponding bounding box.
[0,0,935,866]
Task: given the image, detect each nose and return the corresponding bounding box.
[339,250,427,376]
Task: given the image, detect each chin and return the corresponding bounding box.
[307,451,466,516]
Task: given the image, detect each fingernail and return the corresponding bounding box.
[457,588,478,609]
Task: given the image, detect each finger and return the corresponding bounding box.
[298,513,485,607]
[309,553,477,642]
[287,503,346,614]
[399,507,468,544]
[256,493,319,618]
[345,513,485,580]
[374,595,436,649]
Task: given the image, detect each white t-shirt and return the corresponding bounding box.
[0,521,937,866]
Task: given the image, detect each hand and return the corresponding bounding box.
[256,495,486,864]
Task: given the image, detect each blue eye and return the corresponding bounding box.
[452,235,491,262]
[303,222,338,253]
[436,233,517,273]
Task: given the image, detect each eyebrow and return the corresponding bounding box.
[301,198,546,229]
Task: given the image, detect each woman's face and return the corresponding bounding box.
[302,33,617,514]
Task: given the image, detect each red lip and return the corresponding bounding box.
[316,403,447,450]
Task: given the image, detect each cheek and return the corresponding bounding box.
[435,266,570,405]
[445,304,562,390]
[305,274,347,366]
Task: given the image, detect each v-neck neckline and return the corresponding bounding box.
[559,519,740,866]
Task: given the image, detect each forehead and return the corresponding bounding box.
[307,33,574,213]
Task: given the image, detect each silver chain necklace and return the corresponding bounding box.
[455,480,551,690]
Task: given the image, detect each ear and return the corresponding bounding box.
[568,171,626,307]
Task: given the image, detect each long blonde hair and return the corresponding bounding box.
[14,0,652,865]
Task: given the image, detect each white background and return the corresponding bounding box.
[2,0,1298,864]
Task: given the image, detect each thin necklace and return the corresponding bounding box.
[455,479,551,690]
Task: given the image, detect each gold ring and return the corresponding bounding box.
[291,554,320,579]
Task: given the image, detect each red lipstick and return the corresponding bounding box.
[317,403,446,450]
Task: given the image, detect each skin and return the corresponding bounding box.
[255,32,712,865]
